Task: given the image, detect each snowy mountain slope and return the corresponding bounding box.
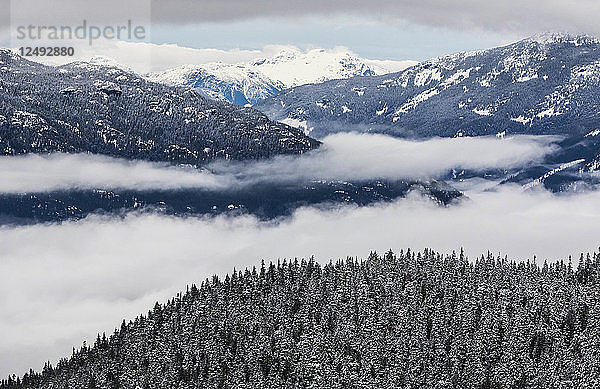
[147,47,417,106]
[243,47,415,88]
[440,132,600,192]
[254,34,600,191]
[500,132,600,191]
[0,49,319,165]
[148,63,285,106]
[256,33,600,139]
[6,249,600,388]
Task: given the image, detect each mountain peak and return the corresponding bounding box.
[256,33,600,141]
[148,47,415,105]
[87,55,134,73]
[525,32,600,45]
[269,46,304,62]
[0,48,25,64]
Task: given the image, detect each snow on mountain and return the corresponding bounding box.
[256,33,600,139]
[244,47,415,88]
[147,47,417,106]
[147,63,285,106]
[527,32,600,46]
[254,33,600,191]
[0,49,319,165]
[86,55,135,73]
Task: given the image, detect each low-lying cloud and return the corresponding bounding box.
[0,132,583,377]
[1,185,600,377]
[216,133,557,183]
[0,134,557,193]
[0,153,233,193]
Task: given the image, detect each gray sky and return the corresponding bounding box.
[147,0,600,37]
[4,0,600,60]
[7,0,600,32]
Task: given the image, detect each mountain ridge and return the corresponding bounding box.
[254,34,600,190]
[0,49,320,165]
[147,47,417,105]
[256,33,600,139]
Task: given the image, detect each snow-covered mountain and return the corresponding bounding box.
[256,33,600,139]
[147,47,417,106]
[0,49,319,165]
[147,63,285,106]
[255,33,600,191]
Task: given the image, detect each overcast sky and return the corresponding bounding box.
[4,0,600,60]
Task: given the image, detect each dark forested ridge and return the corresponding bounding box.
[0,49,319,164]
[4,249,600,389]
[0,179,461,224]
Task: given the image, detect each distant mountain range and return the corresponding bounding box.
[0,49,319,165]
[3,33,600,213]
[256,34,600,139]
[147,47,416,106]
[255,33,600,191]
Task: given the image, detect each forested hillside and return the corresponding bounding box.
[0,179,461,224]
[4,249,600,388]
[0,50,319,165]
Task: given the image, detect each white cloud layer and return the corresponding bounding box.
[0,133,582,377]
[1,185,600,377]
[22,39,416,77]
[28,40,293,73]
[0,154,232,193]
[0,134,556,193]
[215,133,557,183]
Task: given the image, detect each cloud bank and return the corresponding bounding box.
[1,185,600,377]
[0,133,581,377]
[30,40,299,73]
[216,133,556,184]
[0,153,232,193]
[0,134,556,193]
